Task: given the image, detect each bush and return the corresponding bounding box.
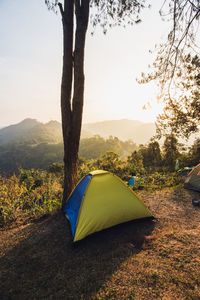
[132,172,183,191]
[0,155,185,227]
[0,170,62,227]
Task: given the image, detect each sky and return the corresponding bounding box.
[0,0,171,127]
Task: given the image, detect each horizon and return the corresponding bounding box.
[0,0,167,128]
[0,117,156,130]
[1,116,200,148]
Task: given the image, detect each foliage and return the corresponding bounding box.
[138,141,162,171]
[132,172,183,191]
[0,136,138,175]
[78,158,96,179]
[2,133,200,227]
[0,164,183,227]
[0,169,62,226]
[48,162,64,174]
[96,151,126,178]
[0,142,64,174]
[79,135,137,160]
[148,0,200,91]
[139,1,200,139]
[188,138,200,166]
[90,0,149,34]
[46,0,149,33]
[127,150,145,175]
[162,134,180,171]
[156,54,200,138]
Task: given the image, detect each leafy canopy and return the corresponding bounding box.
[139,1,200,138]
[156,54,200,138]
[45,0,150,33]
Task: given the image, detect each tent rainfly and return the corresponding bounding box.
[64,170,152,242]
[184,163,200,192]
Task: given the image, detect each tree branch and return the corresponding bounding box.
[58,2,65,18]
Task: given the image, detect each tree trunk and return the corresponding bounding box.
[60,0,89,208]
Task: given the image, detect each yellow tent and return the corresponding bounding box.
[64,170,152,242]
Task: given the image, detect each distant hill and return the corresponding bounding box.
[0,118,156,146]
[82,119,156,145]
[0,119,62,145]
[0,118,155,174]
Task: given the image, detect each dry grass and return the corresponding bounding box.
[0,186,200,299]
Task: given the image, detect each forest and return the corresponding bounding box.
[0,135,137,174]
[1,132,200,175]
[1,132,200,227]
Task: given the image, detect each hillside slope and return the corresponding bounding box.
[0,119,62,145]
[83,119,156,144]
[0,118,156,146]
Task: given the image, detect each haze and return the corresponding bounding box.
[0,0,169,127]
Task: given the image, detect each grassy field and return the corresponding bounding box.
[1,186,200,299]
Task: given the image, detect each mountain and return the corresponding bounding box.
[0,118,38,144]
[82,119,156,145]
[0,118,156,146]
[0,118,155,174]
[0,118,62,145]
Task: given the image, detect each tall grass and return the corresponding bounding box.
[0,167,184,227]
[0,169,62,226]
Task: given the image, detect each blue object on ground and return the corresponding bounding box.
[128,178,134,186]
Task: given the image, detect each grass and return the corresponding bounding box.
[0,170,62,227]
[1,186,200,299]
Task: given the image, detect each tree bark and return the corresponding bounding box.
[60,0,89,208]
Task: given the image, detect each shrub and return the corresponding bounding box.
[0,170,62,227]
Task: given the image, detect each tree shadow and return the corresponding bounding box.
[0,212,155,299]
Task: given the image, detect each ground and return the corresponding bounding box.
[0,186,200,299]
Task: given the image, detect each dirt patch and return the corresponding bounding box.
[0,187,200,299]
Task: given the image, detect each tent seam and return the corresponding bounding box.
[73,174,93,241]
